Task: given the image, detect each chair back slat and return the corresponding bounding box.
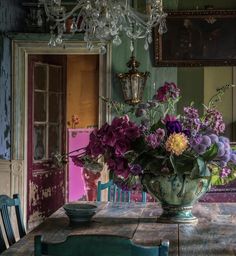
[13,194,26,238]
[97,180,147,203]
[142,191,147,203]
[1,204,16,246]
[0,226,7,254]
[34,235,169,256]
[0,194,26,248]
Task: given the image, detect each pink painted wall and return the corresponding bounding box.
[67,128,93,202]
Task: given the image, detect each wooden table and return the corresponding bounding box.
[2,202,236,256]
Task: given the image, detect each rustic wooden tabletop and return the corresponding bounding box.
[2,202,236,256]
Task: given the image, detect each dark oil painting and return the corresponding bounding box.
[154,10,236,66]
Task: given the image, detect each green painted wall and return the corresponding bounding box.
[177,68,204,115]
[112,0,236,104]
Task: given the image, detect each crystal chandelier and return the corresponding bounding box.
[38,0,167,53]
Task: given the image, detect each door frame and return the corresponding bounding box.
[12,39,112,225]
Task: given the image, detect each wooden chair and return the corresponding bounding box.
[0,194,26,247]
[0,225,7,254]
[97,180,147,203]
[34,234,169,256]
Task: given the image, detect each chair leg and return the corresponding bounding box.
[34,235,43,256]
[0,226,7,254]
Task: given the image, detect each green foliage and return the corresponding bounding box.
[202,144,218,161]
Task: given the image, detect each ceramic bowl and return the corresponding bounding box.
[63,203,97,223]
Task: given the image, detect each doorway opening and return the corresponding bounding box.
[12,40,112,229]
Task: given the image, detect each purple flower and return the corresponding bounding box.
[217,148,225,157]
[201,135,211,147]
[125,126,140,140]
[221,153,231,162]
[146,134,160,149]
[88,143,105,157]
[216,142,224,150]
[114,139,130,156]
[193,144,207,154]
[107,157,130,179]
[153,82,180,103]
[209,134,219,144]
[102,129,117,147]
[166,120,182,134]
[219,161,227,167]
[183,129,191,137]
[231,153,236,164]
[129,164,142,175]
[203,108,225,134]
[220,167,231,177]
[155,128,165,139]
[219,136,230,144]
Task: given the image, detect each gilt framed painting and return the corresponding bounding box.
[153,10,236,67]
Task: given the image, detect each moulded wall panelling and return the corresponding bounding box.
[0,160,11,195]
[177,67,204,115]
[177,0,236,10]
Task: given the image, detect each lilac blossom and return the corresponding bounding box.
[181,106,201,135]
[203,108,225,135]
[220,167,231,177]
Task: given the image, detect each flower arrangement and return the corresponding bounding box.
[71,82,236,191]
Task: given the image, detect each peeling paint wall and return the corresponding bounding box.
[0,0,25,160]
[0,36,11,159]
[28,169,65,230]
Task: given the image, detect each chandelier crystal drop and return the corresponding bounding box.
[38,0,167,53]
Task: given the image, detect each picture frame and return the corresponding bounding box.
[153,10,236,67]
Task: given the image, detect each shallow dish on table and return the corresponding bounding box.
[63,203,97,223]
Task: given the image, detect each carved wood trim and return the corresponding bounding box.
[12,37,112,224]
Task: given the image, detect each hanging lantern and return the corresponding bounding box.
[117,54,150,105]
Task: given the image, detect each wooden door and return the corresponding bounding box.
[27,55,66,229]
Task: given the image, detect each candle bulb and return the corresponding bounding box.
[160,0,163,12]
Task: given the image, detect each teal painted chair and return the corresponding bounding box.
[34,235,169,256]
[97,180,147,203]
[0,225,7,254]
[0,194,26,247]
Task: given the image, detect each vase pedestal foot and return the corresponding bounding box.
[157,205,198,224]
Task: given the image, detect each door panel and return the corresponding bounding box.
[28,55,66,229]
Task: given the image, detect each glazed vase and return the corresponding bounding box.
[142,173,211,224]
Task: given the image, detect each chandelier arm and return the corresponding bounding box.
[43,1,85,23]
[126,8,154,28]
